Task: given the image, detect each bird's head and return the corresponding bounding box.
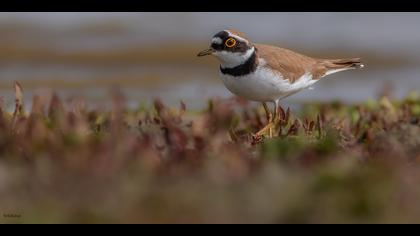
[197,29,255,68]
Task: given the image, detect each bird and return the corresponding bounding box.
[197,29,364,137]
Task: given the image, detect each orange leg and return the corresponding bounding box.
[256,102,275,138]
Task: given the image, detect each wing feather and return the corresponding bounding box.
[254,44,321,82]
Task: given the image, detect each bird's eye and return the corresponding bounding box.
[225,38,236,48]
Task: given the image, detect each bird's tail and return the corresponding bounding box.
[319,58,364,76]
[325,58,364,69]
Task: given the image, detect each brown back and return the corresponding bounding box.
[255,44,319,83]
[255,44,362,82]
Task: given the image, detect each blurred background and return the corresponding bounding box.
[0,12,419,110]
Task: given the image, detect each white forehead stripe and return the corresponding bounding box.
[225,30,248,43]
[212,37,223,44]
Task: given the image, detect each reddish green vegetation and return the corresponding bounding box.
[0,82,419,223]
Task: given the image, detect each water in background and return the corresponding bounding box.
[0,12,419,110]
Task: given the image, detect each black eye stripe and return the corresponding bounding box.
[211,43,223,50]
[210,31,250,53]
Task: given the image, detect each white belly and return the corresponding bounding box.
[220,66,318,102]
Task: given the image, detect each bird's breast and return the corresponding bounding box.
[220,66,292,102]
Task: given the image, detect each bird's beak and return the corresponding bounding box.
[197,48,215,57]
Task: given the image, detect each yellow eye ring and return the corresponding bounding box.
[225,38,236,48]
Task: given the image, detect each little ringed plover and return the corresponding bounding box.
[198,29,364,137]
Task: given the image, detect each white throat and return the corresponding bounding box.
[215,47,255,69]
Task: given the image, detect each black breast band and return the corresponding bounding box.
[220,51,258,77]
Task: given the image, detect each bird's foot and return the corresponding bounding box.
[253,101,281,139]
[255,120,277,138]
